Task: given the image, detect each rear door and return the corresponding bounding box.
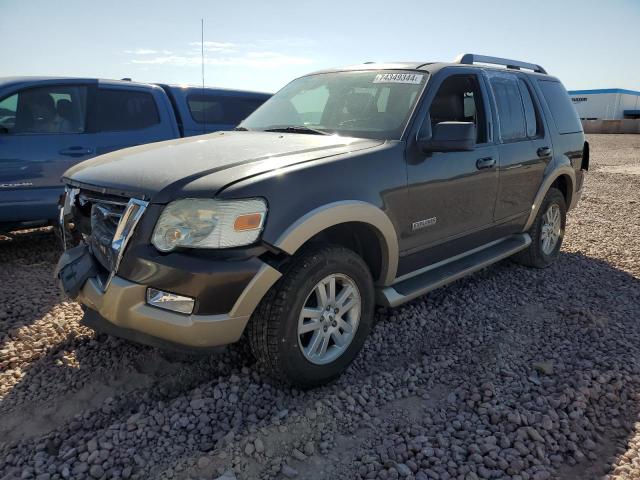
[92,84,178,156]
[486,72,550,221]
[0,82,93,222]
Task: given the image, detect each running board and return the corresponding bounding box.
[377,233,531,307]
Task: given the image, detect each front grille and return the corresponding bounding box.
[88,198,128,273]
[69,188,148,289]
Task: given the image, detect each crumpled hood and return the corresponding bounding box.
[64,131,383,202]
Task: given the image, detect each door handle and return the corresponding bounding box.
[59,147,93,157]
[476,157,496,170]
[537,146,552,157]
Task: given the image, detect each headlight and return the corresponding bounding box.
[152,198,267,252]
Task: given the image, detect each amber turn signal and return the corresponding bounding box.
[233,213,263,231]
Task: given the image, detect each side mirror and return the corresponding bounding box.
[418,121,476,152]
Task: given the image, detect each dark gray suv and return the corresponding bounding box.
[56,54,588,387]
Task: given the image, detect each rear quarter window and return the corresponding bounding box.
[187,95,267,125]
[97,89,160,132]
[538,80,582,134]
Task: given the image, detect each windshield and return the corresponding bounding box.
[239,70,427,140]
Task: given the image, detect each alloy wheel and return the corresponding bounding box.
[297,273,361,365]
[541,203,562,255]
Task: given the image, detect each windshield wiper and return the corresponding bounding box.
[234,126,251,131]
[262,125,330,135]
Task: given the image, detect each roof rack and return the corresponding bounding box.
[453,53,547,74]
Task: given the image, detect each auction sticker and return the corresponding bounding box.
[373,73,423,84]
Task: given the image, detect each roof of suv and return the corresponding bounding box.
[307,54,555,80]
[310,62,552,75]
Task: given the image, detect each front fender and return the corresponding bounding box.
[272,201,399,286]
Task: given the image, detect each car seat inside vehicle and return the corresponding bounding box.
[429,76,486,143]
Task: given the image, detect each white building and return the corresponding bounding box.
[568,89,640,120]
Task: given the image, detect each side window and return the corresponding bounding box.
[517,79,541,138]
[230,98,267,123]
[0,85,87,135]
[188,95,221,124]
[489,74,527,141]
[97,89,160,132]
[0,94,17,133]
[427,75,487,143]
[538,80,583,134]
[187,95,268,125]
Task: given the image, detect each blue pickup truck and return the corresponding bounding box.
[0,77,270,231]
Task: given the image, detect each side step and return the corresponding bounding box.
[377,233,531,307]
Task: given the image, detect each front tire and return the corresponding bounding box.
[513,187,566,268]
[247,245,374,388]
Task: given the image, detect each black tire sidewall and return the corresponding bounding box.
[276,247,374,386]
[530,189,567,266]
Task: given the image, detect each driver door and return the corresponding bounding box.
[401,71,499,271]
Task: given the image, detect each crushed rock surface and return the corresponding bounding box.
[1,134,639,480]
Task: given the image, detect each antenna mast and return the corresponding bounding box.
[201,18,206,133]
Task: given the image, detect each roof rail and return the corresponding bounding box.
[453,53,547,74]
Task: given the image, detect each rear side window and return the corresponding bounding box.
[0,85,87,135]
[187,95,267,125]
[97,89,160,132]
[538,80,582,134]
[489,74,527,141]
[518,79,541,138]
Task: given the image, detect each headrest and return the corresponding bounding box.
[430,94,464,122]
[57,99,73,119]
[27,92,56,113]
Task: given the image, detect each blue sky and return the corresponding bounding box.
[1,0,638,93]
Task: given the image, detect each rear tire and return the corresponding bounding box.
[247,245,374,388]
[513,187,566,268]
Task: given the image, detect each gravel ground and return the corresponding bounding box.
[1,134,639,480]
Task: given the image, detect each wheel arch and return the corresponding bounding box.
[272,201,399,286]
[551,174,572,208]
[523,166,575,232]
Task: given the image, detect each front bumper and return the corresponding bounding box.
[77,262,281,348]
[57,186,283,349]
[78,276,249,348]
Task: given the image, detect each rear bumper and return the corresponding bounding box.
[77,263,281,348]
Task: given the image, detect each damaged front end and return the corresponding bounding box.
[55,186,148,297]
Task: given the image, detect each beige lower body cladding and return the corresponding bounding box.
[77,276,250,347]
